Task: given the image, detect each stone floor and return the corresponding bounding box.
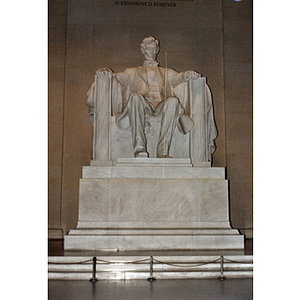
[48,278,253,300]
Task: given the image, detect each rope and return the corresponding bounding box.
[223,257,253,265]
[48,258,94,265]
[48,256,252,267]
[96,257,150,264]
[152,257,221,268]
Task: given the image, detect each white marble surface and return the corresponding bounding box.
[77,178,229,223]
[68,227,238,235]
[75,221,232,229]
[65,225,244,250]
[116,157,192,165]
[82,165,225,179]
[64,170,244,250]
[65,234,244,251]
[111,117,190,160]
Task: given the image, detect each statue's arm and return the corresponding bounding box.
[95,67,128,86]
[115,72,129,87]
[184,70,200,81]
[96,67,114,80]
[168,68,200,87]
[94,67,130,116]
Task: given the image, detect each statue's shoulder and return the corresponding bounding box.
[158,66,177,73]
[123,67,140,74]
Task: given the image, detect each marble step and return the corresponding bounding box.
[66,228,241,235]
[48,255,253,280]
[91,158,208,168]
[82,165,225,179]
[116,158,194,167]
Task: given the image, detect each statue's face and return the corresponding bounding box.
[142,42,158,61]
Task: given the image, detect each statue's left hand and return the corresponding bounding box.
[96,68,115,78]
[185,70,200,80]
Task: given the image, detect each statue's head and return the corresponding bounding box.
[140,36,160,61]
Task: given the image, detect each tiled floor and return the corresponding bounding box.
[48,278,253,300]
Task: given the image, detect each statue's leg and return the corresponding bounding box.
[127,93,149,157]
[157,97,180,158]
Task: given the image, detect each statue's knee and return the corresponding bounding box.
[165,96,180,107]
[127,93,145,109]
[130,93,143,102]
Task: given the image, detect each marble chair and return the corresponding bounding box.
[86,74,217,166]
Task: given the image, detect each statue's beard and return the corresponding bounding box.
[144,55,156,61]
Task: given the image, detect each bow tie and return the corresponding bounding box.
[144,61,159,67]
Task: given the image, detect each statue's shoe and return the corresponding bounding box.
[134,149,149,158]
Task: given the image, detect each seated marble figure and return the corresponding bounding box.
[87,36,217,161]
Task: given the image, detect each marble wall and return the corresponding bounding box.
[48,0,68,239]
[48,0,253,238]
[223,0,253,237]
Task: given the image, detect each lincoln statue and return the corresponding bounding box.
[92,36,200,158]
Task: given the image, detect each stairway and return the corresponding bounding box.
[48,254,253,280]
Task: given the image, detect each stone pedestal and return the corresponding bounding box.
[64,159,244,250]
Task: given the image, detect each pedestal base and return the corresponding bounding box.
[65,226,244,251]
[64,159,244,251]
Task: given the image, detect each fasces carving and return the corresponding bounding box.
[87,36,217,163]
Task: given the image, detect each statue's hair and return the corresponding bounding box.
[140,36,160,52]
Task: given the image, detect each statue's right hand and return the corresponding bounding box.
[96,68,114,78]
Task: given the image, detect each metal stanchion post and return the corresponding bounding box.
[218,255,226,281]
[90,256,99,282]
[147,256,156,282]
